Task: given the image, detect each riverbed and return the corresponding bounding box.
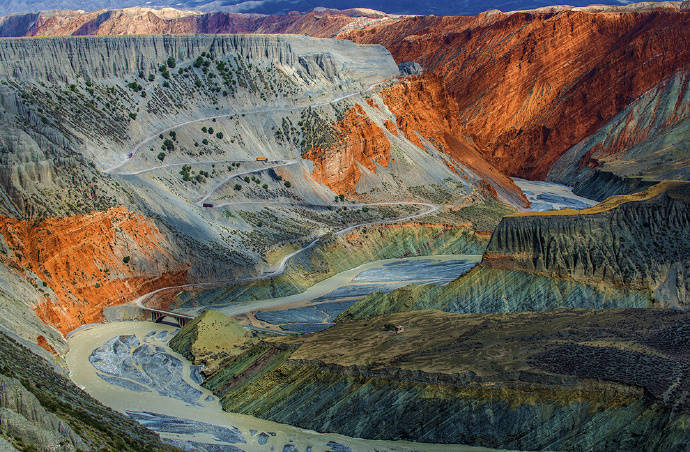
[67,321,497,452]
[513,178,597,211]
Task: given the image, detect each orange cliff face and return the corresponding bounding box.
[0,206,187,335]
[379,76,529,207]
[304,104,391,194]
[341,9,690,180]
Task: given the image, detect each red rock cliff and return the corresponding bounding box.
[0,206,187,335]
[380,76,528,206]
[304,104,391,194]
[341,9,690,179]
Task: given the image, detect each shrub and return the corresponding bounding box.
[148,74,155,81]
[284,181,291,188]
[122,256,130,264]
[234,184,241,190]
[202,138,209,145]
[157,152,166,162]
[262,184,268,189]
[128,112,137,120]
[162,81,170,87]
[244,176,250,183]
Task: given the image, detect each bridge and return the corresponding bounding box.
[141,307,194,328]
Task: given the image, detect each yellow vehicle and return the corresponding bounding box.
[256,157,267,162]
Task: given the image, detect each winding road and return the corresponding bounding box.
[134,200,440,316]
[100,77,442,322]
[105,82,388,175]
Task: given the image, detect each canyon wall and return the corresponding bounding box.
[342,8,690,181]
[0,207,187,334]
[484,181,690,306]
[548,68,690,200]
[0,34,396,86]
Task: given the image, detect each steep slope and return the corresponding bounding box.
[200,308,690,451]
[341,181,689,322]
[549,68,690,200]
[341,6,690,180]
[378,75,528,206]
[0,207,187,334]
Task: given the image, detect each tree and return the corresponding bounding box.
[202,138,209,145]
[284,181,291,188]
[208,127,214,134]
[234,184,241,190]
[201,127,207,133]
[216,132,223,139]
[338,194,345,202]
[157,152,166,162]
[262,184,268,189]
[167,56,176,68]
[122,256,130,264]
[148,74,155,81]
[244,176,250,183]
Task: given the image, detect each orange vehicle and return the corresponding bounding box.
[256,157,267,161]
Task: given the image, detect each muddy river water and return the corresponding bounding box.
[67,255,497,452]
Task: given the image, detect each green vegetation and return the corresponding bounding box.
[157,152,166,162]
[122,256,130,264]
[179,165,192,182]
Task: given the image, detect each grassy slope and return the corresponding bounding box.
[169,310,255,373]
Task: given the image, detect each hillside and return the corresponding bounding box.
[341,5,690,190]
[340,181,689,323]
[197,308,690,450]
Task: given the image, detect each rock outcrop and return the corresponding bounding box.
[0,206,187,334]
[342,8,690,180]
[304,104,391,194]
[484,181,690,306]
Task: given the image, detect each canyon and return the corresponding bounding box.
[0,2,688,451]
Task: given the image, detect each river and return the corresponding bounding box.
[67,255,495,452]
